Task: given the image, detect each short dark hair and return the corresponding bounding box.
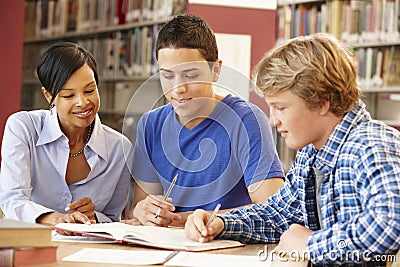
[36,42,98,106]
[155,14,218,62]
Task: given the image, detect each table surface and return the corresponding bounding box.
[53,241,274,266]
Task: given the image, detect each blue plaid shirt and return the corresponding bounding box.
[218,102,400,266]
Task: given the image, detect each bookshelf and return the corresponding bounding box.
[276,0,400,170]
[21,0,187,142]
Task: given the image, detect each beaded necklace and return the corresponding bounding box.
[69,123,93,158]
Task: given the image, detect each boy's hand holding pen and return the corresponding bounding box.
[126,174,181,227]
[184,204,223,243]
[155,173,178,219]
[147,194,180,226]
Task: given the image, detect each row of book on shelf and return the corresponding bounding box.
[23,24,161,81]
[276,0,400,89]
[277,0,400,44]
[24,0,187,39]
[356,46,400,88]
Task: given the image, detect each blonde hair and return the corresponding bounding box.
[254,33,360,116]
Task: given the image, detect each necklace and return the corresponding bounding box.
[69,123,93,158]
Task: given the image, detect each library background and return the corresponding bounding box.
[0,0,400,172]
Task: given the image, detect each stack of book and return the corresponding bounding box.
[0,219,57,266]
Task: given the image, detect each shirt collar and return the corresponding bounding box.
[87,115,109,161]
[36,107,64,146]
[36,108,109,161]
[315,101,370,169]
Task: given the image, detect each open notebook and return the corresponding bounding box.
[54,222,244,252]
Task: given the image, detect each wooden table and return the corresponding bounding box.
[53,239,398,266]
[53,241,272,266]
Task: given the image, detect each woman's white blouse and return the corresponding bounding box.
[0,109,133,223]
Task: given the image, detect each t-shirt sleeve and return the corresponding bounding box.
[131,114,160,183]
[240,106,285,186]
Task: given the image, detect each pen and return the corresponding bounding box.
[205,203,221,228]
[155,173,178,219]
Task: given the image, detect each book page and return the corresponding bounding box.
[55,222,135,241]
[62,248,176,265]
[122,225,242,251]
[55,222,243,251]
[51,231,115,243]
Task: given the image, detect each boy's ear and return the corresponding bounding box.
[41,87,52,104]
[319,99,331,116]
[211,60,222,82]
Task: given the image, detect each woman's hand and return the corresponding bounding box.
[36,211,94,235]
[65,197,96,222]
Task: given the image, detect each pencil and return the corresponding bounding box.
[205,203,221,228]
[155,173,178,219]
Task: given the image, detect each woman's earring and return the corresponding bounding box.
[212,73,218,81]
[49,104,55,115]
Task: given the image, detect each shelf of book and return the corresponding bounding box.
[277,0,400,42]
[23,25,164,84]
[24,18,172,44]
[275,0,400,97]
[24,0,187,39]
[21,0,186,141]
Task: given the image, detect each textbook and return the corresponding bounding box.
[0,246,57,267]
[0,219,52,248]
[54,222,244,252]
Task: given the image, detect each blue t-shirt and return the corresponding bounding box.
[132,95,284,212]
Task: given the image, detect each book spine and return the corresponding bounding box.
[0,249,13,267]
[328,0,343,38]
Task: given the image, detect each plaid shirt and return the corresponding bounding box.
[218,102,400,266]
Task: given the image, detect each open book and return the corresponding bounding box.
[54,222,244,252]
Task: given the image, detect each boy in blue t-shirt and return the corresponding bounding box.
[125,14,284,227]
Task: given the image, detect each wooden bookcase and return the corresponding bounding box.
[21,0,187,142]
